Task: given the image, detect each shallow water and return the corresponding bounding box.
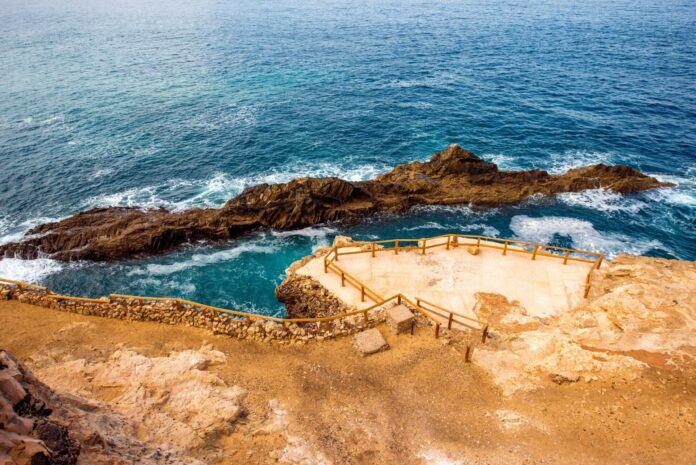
[1,0,694,315]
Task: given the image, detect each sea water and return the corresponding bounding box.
[1,0,694,316]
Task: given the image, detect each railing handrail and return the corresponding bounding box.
[332,234,603,260]
[2,232,603,340]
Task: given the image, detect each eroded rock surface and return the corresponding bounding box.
[0,145,669,261]
[0,349,205,465]
[474,255,696,395]
[36,346,246,457]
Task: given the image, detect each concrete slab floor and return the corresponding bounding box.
[297,241,595,326]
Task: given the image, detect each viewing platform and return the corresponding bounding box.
[296,235,603,332]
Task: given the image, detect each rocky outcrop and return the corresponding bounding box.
[1,350,79,465]
[1,349,209,465]
[275,245,355,319]
[0,145,670,262]
[474,255,696,395]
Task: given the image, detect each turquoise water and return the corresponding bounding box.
[1,0,694,316]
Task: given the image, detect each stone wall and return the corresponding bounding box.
[0,283,389,344]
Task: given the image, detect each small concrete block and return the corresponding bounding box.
[467,245,480,255]
[353,328,389,356]
[386,304,414,334]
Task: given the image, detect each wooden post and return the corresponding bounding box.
[482,325,489,343]
[476,237,481,248]
[465,346,472,363]
[363,310,368,323]
[334,245,338,261]
[563,250,570,265]
[434,322,440,338]
[422,239,426,255]
[397,295,402,305]
[323,257,328,273]
[447,313,453,330]
[371,242,376,258]
[446,235,450,250]
[395,240,399,255]
[503,240,508,256]
[596,255,604,269]
[532,244,539,260]
[360,286,365,302]
[341,272,345,287]
[416,298,420,307]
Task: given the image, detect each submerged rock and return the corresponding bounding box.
[0,144,670,262]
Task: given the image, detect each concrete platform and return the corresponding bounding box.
[297,240,594,326]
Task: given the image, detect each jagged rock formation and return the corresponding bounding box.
[0,347,254,465]
[1,350,79,465]
[0,145,670,262]
[275,245,355,319]
[1,349,211,465]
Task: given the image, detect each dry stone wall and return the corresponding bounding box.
[0,283,389,344]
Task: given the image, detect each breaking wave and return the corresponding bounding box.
[127,242,279,277]
[82,161,390,212]
[509,215,665,258]
[0,257,67,284]
[556,189,647,213]
[544,150,615,174]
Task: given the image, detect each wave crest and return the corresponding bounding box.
[509,215,665,258]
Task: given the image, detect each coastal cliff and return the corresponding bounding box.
[0,145,669,262]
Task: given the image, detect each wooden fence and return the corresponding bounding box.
[0,233,603,343]
[324,234,603,299]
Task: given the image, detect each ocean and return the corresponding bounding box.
[1,0,694,316]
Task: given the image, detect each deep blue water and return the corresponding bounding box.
[1,0,694,316]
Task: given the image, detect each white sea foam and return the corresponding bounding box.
[133,277,197,294]
[645,171,696,207]
[82,161,390,212]
[482,152,517,170]
[557,189,647,213]
[270,226,337,248]
[127,243,278,277]
[0,216,62,246]
[509,215,664,258]
[402,222,500,237]
[91,167,115,179]
[544,150,614,174]
[410,203,480,216]
[0,257,66,283]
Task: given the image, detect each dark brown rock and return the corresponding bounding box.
[0,145,671,262]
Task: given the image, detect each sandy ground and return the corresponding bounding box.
[1,300,694,465]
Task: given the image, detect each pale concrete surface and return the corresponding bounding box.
[298,241,594,327]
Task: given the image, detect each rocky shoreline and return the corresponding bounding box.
[0,144,670,262]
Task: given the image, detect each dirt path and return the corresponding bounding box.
[1,300,694,465]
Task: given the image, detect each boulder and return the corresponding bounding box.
[386,305,414,335]
[353,329,389,356]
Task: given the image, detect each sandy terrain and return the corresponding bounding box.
[1,298,694,465]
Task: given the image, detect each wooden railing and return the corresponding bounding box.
[1,233,602,343]
[324,234,603,298]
